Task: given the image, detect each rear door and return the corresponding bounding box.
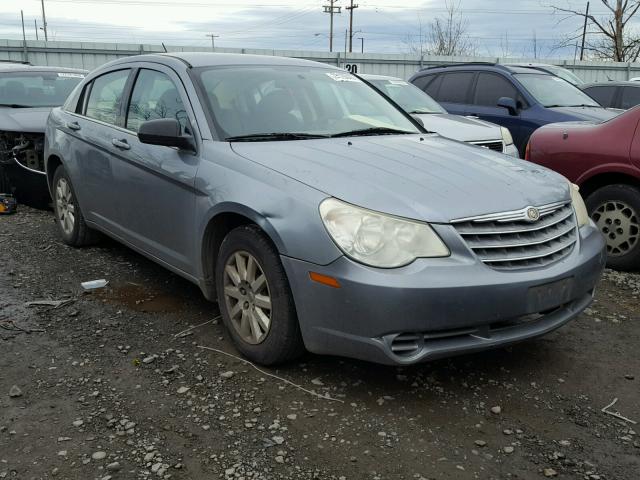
[70,68,132,228]
[426,71,475,115]
[110,65,200,274]
[468,72,522,143]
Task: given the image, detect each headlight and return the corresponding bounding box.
[319,198,449,268]
[500,127,514,145]
[570,183,589,227]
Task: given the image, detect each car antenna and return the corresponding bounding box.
[162,42,168,53]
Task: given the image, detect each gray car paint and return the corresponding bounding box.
[413,112,503,142]
[45,52,606,365]
[0,107,50,133]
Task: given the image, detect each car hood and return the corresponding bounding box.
[0,107,51,133]
[547,106,619,122]
[415,113,502,142]
[231,134,569,223]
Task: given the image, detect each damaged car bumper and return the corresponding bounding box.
[0,131,49,205]
[282,222,606,365]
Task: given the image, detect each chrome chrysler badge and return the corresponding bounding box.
[526,207,540,221]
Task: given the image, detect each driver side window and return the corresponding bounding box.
[126,69,188,133]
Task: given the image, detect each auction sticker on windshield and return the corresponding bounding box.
[57,72,85,78]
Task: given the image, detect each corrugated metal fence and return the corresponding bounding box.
[2,38,640,83]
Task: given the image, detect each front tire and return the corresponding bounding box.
[52,165,99,247]
[586,184,640,271]
[215,225,304,365]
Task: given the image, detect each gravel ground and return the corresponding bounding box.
[1,207,639,480]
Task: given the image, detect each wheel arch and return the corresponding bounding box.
[45,153,64,196]
[198,203,286,301]
[577,168,640,199]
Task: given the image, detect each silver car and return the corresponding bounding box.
[361,74,519,157]
[45,53,606,366]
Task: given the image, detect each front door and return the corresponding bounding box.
[110,66,200,274]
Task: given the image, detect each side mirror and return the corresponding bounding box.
[138,118,195,151]
[497,96,518,116]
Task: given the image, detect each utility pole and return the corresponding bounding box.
[344,29,348,57]
[323,0,341,52]
[34,19,39,40]
[41,0,48,41]
[533,30,537,59]
[205,33,219,51]
[580,1,589,60]
[21,10,28,62]
[346,0,358,53]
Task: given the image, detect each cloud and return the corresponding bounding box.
[0,0,637,58]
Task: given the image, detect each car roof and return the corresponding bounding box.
[582,81,640,88]
[414,62,548,76]
[0,63,88,74]
[106,52,339,70]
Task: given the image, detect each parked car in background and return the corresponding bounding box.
[505,63,585,86]
[45,52,605,366]
[581,81,640,110]
[526,106,640,270]
[409,63,618,156]
[361,73,518,156]
[0,64,86,206]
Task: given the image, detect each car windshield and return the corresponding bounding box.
[515,73,598,108]
[368,78,446,114]
[197,66,421,140]
[545,66,584,86]
[0,71,85,108]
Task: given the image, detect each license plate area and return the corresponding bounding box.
[527,277,575,312]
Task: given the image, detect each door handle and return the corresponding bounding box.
[66,121,81,131]
[112,139,131,150]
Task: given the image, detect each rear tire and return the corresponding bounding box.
[586,184,640,271]
[52,165,99,247]
[215,224,304,365]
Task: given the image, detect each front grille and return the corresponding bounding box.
[452,202,578,270]
[470,140,504,152]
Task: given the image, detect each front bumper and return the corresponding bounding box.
[1,159,49,206]
[282,223,606,365]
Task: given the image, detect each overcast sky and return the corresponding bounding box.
[0,0,634,59]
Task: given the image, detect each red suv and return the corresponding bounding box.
[526,107,639,270]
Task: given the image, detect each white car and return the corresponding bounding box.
[361,74,519,157]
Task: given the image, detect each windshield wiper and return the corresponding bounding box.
[0,103,32,108]
[225,132,330,142]
[330,127,415,138]
[408,109,438,114]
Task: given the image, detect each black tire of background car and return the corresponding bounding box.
[586,183,640,271]
[52,165,100,247]
[0,165,11,195]
[215,224,305,365]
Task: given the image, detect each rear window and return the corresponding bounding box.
[436,72,474,104]
[583,86,617,107]
[620,87,640,109]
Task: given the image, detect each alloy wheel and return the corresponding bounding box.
[223,251,272,344]
[592,200,639,257]
[55,178,75,236]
